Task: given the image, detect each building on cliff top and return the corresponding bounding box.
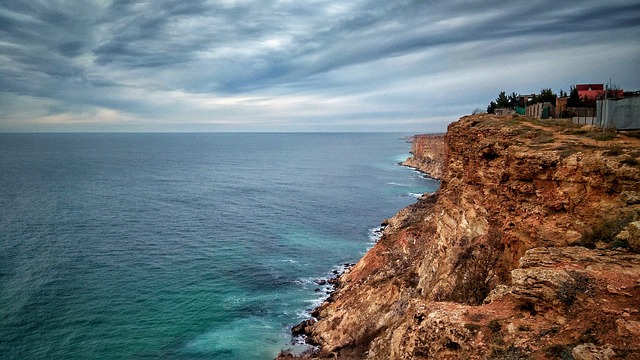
[577,83,624,100]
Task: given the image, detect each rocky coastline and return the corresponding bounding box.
[279,114,640,359]
[401,134,446,180]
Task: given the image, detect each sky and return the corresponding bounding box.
[1,1,639,132]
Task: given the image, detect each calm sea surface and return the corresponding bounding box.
[0,133,438,359]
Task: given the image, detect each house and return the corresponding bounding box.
[515,94,535,115]
[517,94,536,107]
[555,97,568,118]
[576,84,604,100]
[576,84,624,100]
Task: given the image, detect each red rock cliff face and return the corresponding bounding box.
[284,115,640,360]
[402,134,446,180]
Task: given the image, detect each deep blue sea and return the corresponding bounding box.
[0,133,438,360]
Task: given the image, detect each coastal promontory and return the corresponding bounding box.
[401,134,446,180]
[280,114,640,359]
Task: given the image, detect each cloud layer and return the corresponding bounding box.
[1,0,639,131]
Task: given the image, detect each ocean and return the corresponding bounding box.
[0,133,439,359]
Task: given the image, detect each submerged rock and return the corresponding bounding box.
[291,319,316,337]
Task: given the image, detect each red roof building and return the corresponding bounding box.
[576,84,604,100]
[576,84,623,100]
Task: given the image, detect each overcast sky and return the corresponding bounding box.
[1,1,639,132]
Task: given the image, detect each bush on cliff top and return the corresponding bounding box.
[577,212,639,252]
[586,131,617,141]
[448,229,509,305]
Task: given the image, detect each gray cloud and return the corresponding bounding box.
[1,0,639,131]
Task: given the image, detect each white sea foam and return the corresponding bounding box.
[295,308,313,320]
[294,277,315,286]
[279,259,298,263]
[408,192,424,199]
[367,226,384,243]
[305,297,326,308]
[387,181,410,187]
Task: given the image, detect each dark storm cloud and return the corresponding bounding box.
[288,1,639,75]
[1,0,639,131]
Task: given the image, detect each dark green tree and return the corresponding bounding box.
[507,92,518,109]
[535,88,557,105]
[567,86,583,107]
[487,90,520,113]
[496,91,509,108]
[487,101,497,114]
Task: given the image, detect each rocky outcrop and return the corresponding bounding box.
[402,134,446,179]
[281,115,640,359]
[367,246,640,359]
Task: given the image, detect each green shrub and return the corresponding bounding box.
[604,146,623,156]
[518,324,532,332]
[627,223,640,253]
[586,131,617,141]
[610,238,629,250]
[488,319,502,333]
[578,327,599,345]
[577,214,636,248]
[621,157,639,166]
[539,326,559,337]
[464,323,481,332]
[544,344,573,359]
[534,133,556,144]
[557,271,591,306]
[566,129,587,135]
[492,345,530,360]
[449,230,509,305]
[622,130,640,139]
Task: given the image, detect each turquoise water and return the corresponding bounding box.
[0,133,438,359]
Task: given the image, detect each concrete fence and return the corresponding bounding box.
[525,102,554,119]
[597,97,640,130]
[568,107,597,126]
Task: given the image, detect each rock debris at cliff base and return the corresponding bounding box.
[279,114,640,360]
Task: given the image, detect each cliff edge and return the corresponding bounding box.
[281,115,640,360]
[401,134,446,180]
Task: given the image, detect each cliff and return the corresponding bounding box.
[281,115,640,360]
[402,134,446,179]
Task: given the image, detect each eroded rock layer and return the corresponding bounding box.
[402,134,446,180]
[282,115,640,360]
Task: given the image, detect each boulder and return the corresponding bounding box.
[571,343,615,360]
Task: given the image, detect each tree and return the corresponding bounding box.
[535,88,557,105]
[487,101,497,114]
[508,92,518,109]
[487,90,519,113]
[496,91,509,108]
[567,86,583,107]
